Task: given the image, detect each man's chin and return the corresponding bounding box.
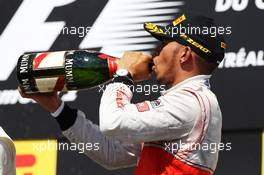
[154,72,165,84]
[156,75,170,86]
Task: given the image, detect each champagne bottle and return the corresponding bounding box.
[17,50,119,94]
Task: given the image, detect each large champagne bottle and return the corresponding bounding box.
[17,50,118,94]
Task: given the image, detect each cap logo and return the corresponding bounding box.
[145,22,165,35]
[180,34,211,54]
[172,14,186,26]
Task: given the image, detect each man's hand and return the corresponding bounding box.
[18,87,61,113]
[119,52,152,81]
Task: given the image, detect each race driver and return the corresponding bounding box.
[19,13,226,175]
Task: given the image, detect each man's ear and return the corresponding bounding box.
[180,46,192,63]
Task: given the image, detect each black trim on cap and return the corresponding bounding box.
[55,104,78,131]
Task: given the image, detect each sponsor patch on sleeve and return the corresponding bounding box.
[136,101,150,112]
[150,99,164,109]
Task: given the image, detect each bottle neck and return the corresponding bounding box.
[107,57,119,77]
[96,53,120,77]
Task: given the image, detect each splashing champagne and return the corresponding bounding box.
[17,50,119,94]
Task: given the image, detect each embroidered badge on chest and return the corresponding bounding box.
[136,101,150,112]
[150,99,164,109]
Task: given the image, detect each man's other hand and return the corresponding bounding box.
[18,86,61,113]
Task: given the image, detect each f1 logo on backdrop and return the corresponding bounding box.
[215,0,264,12]
[0,0,183,82]
[0,0,183,105]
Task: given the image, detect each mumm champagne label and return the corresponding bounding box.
[19,54,30,73]
[65,57,74,83]
[17,54,33,92]
[64,52,77,90]
[17,50,118,93]
[17,51,66,93]
[32,52,65,92]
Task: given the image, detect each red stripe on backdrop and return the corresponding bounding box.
[33,52,49,69]
[16,154,36,167]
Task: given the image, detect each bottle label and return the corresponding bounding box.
[64,51,77,90]
[32,51,66,92]
[18,54,30,74]
[35,76,65,92]
[17,53,37,93]
[17,50,115,93]
[33,52,65,70]
[17,51,66,93]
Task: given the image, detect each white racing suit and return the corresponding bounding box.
[53,75,222,175]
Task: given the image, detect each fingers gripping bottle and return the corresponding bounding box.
[17,50,118,94]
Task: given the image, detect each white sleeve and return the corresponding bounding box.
[60,108,141,170]
[99,83,198,143]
